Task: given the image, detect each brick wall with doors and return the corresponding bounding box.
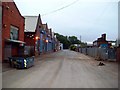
[48,28,52,52]
[2,1,25,62]
[24,32,35,56]
[42,24,49,52]
[35,14,42,56]
[24,14,43,56]
[39,23,46,54]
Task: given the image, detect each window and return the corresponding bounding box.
[10,25,18,40]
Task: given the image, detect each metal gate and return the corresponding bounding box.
[4,45,11,60]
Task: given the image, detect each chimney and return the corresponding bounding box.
[102,34,106,41]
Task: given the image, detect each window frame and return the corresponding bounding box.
[10,25,19,40]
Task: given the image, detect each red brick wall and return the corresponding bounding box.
[24,33,35,46]
[24,25,41,56]
[2,2,25,61]
[12,47,18,56]
[35,19,41,56]
[98,41,109,47]
[24,15,43,56]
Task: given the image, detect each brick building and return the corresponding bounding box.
[39,24,47,54]
[24,15,58,56]
[42,23,49,52]
[24,14,43,56]
[93,34,111,48]
[42,24,56,53]
[49,28,54,51]
[2,1,25,62]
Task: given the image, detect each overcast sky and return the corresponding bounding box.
[14,0,119,43]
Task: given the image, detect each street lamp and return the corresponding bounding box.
[35,36,39,40]
[45,40,48,43]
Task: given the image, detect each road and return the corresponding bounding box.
[2,50,118,88]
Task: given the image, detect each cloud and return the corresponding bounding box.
[14,0,118,42]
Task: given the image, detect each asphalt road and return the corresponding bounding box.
[2,50,118,88]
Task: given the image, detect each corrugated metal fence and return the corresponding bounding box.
[116,47,120,61]
[79,47,116,61]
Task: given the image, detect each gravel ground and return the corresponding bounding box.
[2,50,118,88]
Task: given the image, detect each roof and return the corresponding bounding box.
[2,0,24,19]
[24,16,38,32]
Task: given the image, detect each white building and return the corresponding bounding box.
[60,43,63,50]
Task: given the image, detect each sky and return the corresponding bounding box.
[14,0,119,43]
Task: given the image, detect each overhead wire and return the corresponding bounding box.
[92,2,117,26]
[41,0,79,16]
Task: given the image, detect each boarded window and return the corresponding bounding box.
[10,26,19,40]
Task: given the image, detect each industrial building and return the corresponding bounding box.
[2,1,25,62]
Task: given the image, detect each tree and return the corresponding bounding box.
[55,33,71,49]
[68,36,81,44]
[54,33,87,49]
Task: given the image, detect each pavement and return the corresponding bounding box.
[2,50,118,88]
[2,63,15,72]
[2,52,53,72]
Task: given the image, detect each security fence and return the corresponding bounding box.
[79,47,116,61]
[116,47,120,61]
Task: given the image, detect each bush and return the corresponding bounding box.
[69,45,77,51]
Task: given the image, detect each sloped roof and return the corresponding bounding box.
[2,0,24,19]
[24,16,38,32]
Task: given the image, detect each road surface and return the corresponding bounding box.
[2,50,118,88]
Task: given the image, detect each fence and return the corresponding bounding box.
[116,47,120,61]
[79,47,116,61]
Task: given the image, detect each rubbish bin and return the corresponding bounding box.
[16,56,34,69]
[8,56,34,69]
[8,57,18,68]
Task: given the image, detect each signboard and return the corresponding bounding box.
[100,44,108,48]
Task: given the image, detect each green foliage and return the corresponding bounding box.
[68,36,81,44]
[54,33,87,49]
[55,33,71,49]
[80,42,87,48]
[69,45,77,51]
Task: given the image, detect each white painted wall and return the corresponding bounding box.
[24,16,38,32]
